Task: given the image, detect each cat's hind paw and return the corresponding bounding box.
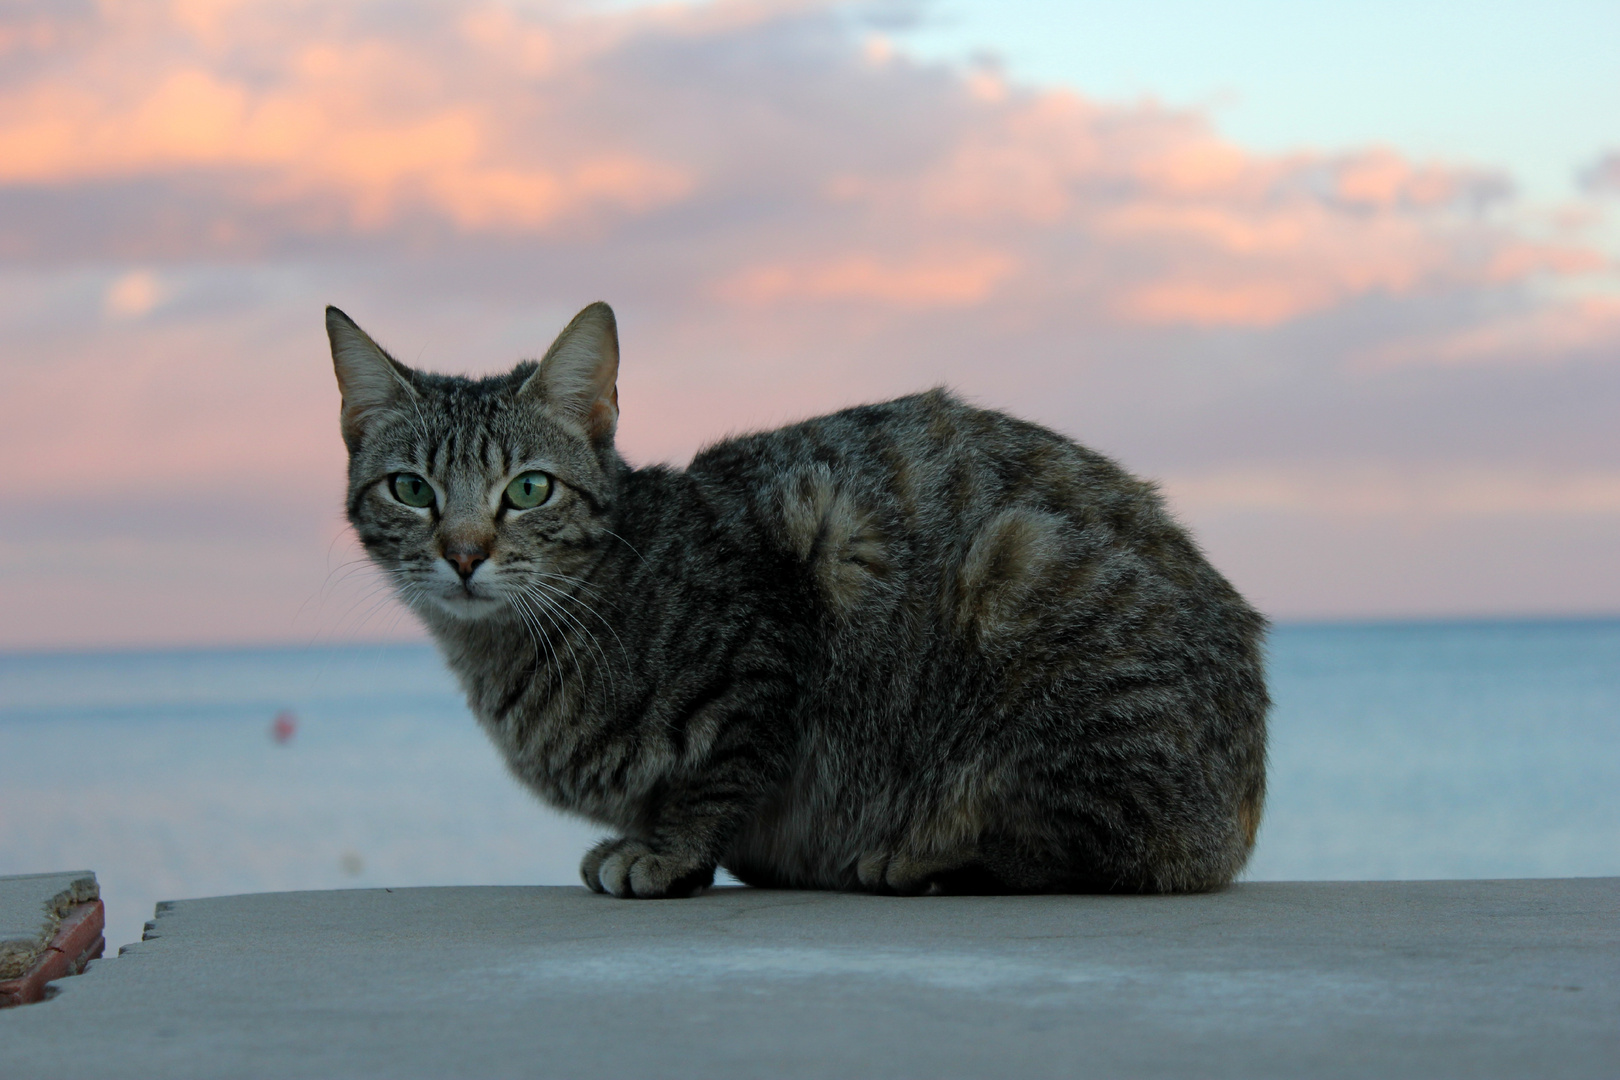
[581,837,715,899]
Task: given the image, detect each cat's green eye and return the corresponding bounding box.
[390,473,435,509]
[504,471,553,511]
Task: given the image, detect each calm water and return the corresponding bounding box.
[3,620,1618,951]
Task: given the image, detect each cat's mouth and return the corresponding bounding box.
[425,581,505,618]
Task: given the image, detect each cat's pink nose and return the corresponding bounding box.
[444,542,488,581]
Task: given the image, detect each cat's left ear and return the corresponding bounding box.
[521,302,619,443]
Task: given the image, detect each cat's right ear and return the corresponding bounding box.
[326,306,418,451]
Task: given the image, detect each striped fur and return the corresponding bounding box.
[330,302,1269,898]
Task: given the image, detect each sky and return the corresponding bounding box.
[896,0,1620,204]
[0,0,1617,649]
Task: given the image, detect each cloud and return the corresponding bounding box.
[0,0,1605,318]
[104,269,167,317]
[1162,466,1620,519]
[716,250,1017,306]
[0,3,695,237]
[1579,151,1620,195]
[1369,295,1620,367]
[0,0,1618,641]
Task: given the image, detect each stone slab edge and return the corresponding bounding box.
[0,872,101,991]
[0,900,105,1007]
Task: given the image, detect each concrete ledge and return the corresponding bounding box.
[2,878,1616,1078]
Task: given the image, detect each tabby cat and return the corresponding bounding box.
[329,302,1268,898]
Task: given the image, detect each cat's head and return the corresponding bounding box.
[327,302,621,622]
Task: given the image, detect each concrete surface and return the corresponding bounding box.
[1,878,1615,1079]
[0,872,97,981]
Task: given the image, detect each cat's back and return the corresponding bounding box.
[685,388,1212,608]
[687,388,1266,738]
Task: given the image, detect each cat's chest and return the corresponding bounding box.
[459,665,634,809]
[463,668,570,751]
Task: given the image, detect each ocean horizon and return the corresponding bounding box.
[4,616,1618,952]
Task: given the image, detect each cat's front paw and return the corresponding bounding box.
[857,850,972,895]
[581,837,715,899]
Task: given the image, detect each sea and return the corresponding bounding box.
[3,618,1618,953]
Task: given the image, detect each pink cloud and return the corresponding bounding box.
[0,0,1596,310]
[0,0,1617,643]
[0,2,694,232]
[1370,295,1620,367]
[717,251,1018,307]
[1116,280,1327,328]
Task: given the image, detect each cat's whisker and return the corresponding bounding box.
[529,568,609,600]
[371,596,419,641]
[294,558,399,636]
[325,578,397,634]
[529,570,623,625]
[528,602,630,711]
[337,570,426,641]
[599,528,649,567]
[529,586,616,707]
[521,575,631,674]
[511,595,550,670]
[504,594,556,690]
[302,557,372,610]
[511,590,580,699]
[512,583,618,709]
[322,555,381,588]
[301,532,385,632]
[344,588,410,641]
[524,598,569,695]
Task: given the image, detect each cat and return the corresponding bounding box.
[328,301,1269,898]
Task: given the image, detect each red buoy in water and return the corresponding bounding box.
[271,710,297,744]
